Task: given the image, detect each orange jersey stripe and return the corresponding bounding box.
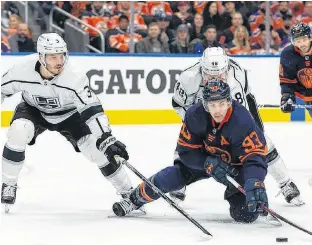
[178,139,202,149]
[139,182,154,202]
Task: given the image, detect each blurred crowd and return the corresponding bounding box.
[1,1,312,54]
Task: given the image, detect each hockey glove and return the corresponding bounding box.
[204,157,238,186]
[281,93,295,113]
[96,132,129,162]
[244,178,268,215]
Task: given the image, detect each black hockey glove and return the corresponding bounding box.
[204,156,238,186]
[96,132,129,162]
[281,93,295,113]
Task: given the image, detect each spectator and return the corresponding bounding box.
[189,13,204,41]
[107,15,142,53]
[221,12,244,44]
[1,1,19,29]
[226,25,251,55]
[7,14,22,38]
[202,2,225,31]
[114,1,147,33]
[189,24,221,54]
[136,22,170,53]
[274,1,292,20]
[170,24,190,53]
[155,12,175,45]
[221,1,237,30]
[296,2,312,26]
[170,1,194,30]
[9,23,35,52]
[251,25,280,54]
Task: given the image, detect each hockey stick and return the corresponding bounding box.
[226,175,312,236]
[258,104,312,109]
[120,159,213,237]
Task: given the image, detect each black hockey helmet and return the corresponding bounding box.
[290,22,311,44]
[202,78,231,111]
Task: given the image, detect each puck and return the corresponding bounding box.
[276,238,288,242]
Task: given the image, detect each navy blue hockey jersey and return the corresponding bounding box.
[279,44,312,102]
[176,100,268,182]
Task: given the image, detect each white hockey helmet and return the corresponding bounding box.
[37,33,68,68]
[200,47,229,81]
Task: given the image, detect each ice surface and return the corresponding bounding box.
[1,123,311,245]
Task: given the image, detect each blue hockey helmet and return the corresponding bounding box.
[202,78,231,111]
[290,22,311,45]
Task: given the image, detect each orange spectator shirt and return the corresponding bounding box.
[146,2,172,16]
[82,16,115,36]
[109,32,143,52]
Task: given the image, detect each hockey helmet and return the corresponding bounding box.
[290,22,311,45]
[37,33,68,69]
[200,47,229,82]
[202,78,231,112]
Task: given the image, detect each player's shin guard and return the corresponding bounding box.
[267,148,303,205]
[100,163,133,197]
[78,135,133,195]
[2,144,25,186]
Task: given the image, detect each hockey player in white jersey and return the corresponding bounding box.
[1,33,133,212]
[170,47,304,206]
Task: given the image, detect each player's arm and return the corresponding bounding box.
[244,69,264,131]
[176,120,206,170]
[172,72,197,120]
[233,123,268,182]
[72,75,110,137]
[233,121,269,214]
[279,51,297,113]
[73,75,129,161]
[1,65,21,103]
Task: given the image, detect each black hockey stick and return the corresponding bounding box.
[258,104,312,109]
[120,159,213,237]
[226,175,312,236]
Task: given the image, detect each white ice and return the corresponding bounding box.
[1,123,312,245]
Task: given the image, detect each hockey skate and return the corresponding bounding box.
[115,189,146,215]
[169,186,186,203]
[1,183,17,213]
[276,180,304,206]
[113,198,140,217]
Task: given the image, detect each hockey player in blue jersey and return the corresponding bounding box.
[111,79,269,223]
[280,22,312,116]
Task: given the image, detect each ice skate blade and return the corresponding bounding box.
[107,209,146,218]
[265,215,282,226]
[290,197,305,206]
[3,204,11,213]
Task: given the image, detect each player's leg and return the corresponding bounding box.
[2,102,46,211]
[169,151,187,201]
[264,133,304,205]
[57,113,132,196]
[224,175,260,223]
[113,163,205,216]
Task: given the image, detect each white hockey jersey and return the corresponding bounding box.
[1,54,110,135]
[172,59,251,120]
